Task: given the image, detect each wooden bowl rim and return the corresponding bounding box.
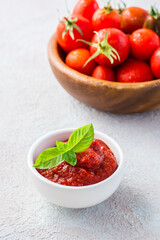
[48,33,160,90]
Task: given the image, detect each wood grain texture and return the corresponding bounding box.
[48,33,160,114]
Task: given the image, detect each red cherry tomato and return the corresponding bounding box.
[117,58,154,83]
[92,6,121,31]
[72,0,99,21]
[121,7,148,33]
[92,65,116,81]
[130,29,160,60]
[89,28,130,67]
[57,15,93,53]
[150,47,160,78]
[65,48,96,75]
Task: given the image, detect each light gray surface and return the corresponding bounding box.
[1,0,160,239]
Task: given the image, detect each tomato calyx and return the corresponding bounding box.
[104,3,113,14]
[61,17,84,40]
[78,31,120,67]
[118,1,126,15]
[149,6,160,19]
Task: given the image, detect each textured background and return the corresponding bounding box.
[1,0,160,239]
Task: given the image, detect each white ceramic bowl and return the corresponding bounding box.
[28,129,124,208]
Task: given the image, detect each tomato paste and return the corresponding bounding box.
[37,139,118,186]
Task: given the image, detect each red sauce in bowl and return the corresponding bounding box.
[37,139,118,186]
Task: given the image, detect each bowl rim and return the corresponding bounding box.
[48,33,160,89]
[28,128,124,190]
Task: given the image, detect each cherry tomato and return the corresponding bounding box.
[121,7,148,33]
[143,6,160,37]
[150,47,160,78]
[65,48,96,75]
[57,15,93,53]
[92,4,121,31]
[88,28,130,67]
[117,58,154,83]
[130,29,159,60]
[92,65,116,81]
[72,0,99,21]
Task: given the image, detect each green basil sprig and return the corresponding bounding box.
[33,123,94,169]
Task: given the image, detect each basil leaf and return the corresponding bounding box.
[56,141,68,152]
[33,149,77,169]
[32,123,94,169]
[63,150,77,166]
[32,147,64,169]
[68,123,94,153]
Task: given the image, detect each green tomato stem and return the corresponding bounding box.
[62,16,83,40]
[78,32,120,67]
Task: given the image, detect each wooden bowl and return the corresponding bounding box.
[48,33,160,114]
